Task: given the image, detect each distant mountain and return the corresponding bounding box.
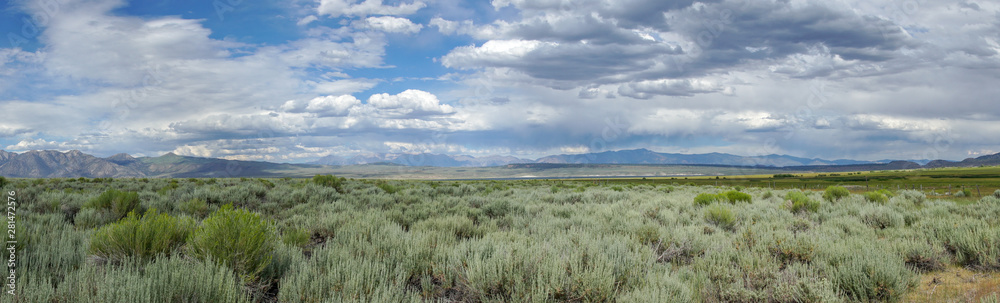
[309,148,880,168]
[0,150,145,178]
[0,150,319,178]
[311,152,534,167]
[1,149,998,178]
[534,149,877,167]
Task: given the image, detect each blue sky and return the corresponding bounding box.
[0,0,999,163]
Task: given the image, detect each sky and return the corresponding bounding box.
[0,0,998,163]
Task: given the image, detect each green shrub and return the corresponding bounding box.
[863,191,889,204]
[859,206,904,229]
[188,205,277,282]
[412,215,482,240]
[178,198,214,218]
[634,224,661,245]
[722,190,752,203]
[85,189,142,220]
[89,209,193,263]
[762,191,774,199]
[825,248,915,302]
[74,207,118,229]
[898,190,927,205]
[694,193,721,206]
[281,227,311,249]
[376,181,399,194]
[894,239,946,273]
[792,198,820,214]
[54,257,252,303]
[768,236,816,267]
[617,271,693,303]
[955,189,972,197]
[946,221,1000,269]
[822,186,850,202]
[874,189,895,198]
[786,191,820,213]
[704,204,735,230]
[993,189,1000,199]
[312,174,346,192]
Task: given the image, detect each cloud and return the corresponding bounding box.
[318,0,426,17]
[367,89,455,116]
[281,95,361,117]
[297,15,319,26]
[618,78,733,98]
[169,113,308,137]
[5,138,78,151]
[361,16,423,34]
[311,78,380,95]
[442,40,680,88]
[3,0,1000,164]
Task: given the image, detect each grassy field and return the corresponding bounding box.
[2,175,1000,302]
[595,166,1000,202]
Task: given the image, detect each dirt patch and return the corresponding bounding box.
[905,266,1000,303]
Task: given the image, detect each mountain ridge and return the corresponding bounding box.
[0,149,997,178]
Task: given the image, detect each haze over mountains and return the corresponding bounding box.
[0,149,997,178]
[310,148,877,167]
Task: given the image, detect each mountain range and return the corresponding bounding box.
[0,149,998,178]
[311,148,880,167]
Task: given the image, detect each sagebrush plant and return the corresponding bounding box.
[84,189,143,222]
[89,209,193,263]
[822,186,850,202]
[177,198,214,218]
[897,189,927,205]
[704,204,735,230]
[188,204,277,283]
[786,190,820,213]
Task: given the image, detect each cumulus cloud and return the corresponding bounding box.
[281,95,361,117]
[318,0,425,17]
[368,89,455,116]
[361,16,423,34]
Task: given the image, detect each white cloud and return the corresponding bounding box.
[318,0,426,17]
[297,15,319,26]
[5,138,73,151]
[172,145,215,158]
[282,95,362,117]
[312,78,379,95]
[362,16,423,34]
[441,40,551,68]
[367,89,455,115]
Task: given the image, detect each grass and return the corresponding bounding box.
[905,266,1000,303]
